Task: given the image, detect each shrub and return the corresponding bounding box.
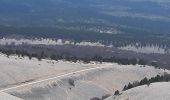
[114,90,120,95]
[101,94,111,100]
[68,79,75,87]
[122,85,128,91]
[90,97,101,100]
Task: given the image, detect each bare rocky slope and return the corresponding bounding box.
[0,54,169,100]
[0,92,23,100]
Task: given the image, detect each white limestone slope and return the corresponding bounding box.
[0,92,23,100]
[107,82,170,100]
[0,53,169,100]
[0,53,102,89]
[2,61,168,99]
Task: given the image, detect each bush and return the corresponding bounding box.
[101,94,111,100]
[114,90,120,95]
[68,79,75,87]
[139,77,148,85]
[90,97,101,100]
[127,83,133,90]
[122,85,128,91]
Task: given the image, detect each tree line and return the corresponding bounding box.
[0,48,150,65]
[122,73,170,91]
[0,48,159,68]
[114,73,170,96]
